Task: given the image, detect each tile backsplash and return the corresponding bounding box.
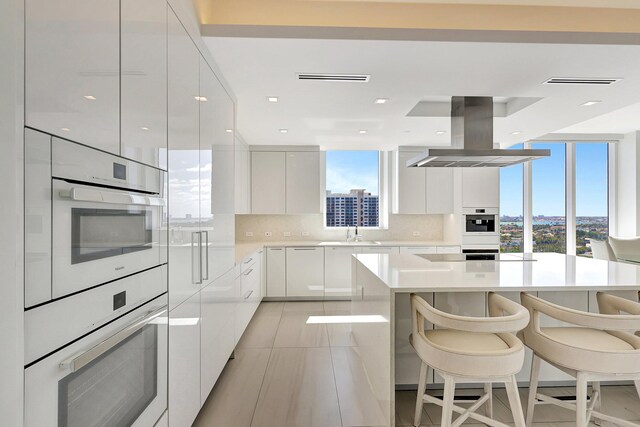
[236,214,446,242]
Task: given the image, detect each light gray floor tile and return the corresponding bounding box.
[421,388,514,425]
[251,347,342,427]
[273,312,329,348]
[395,390,432,426]
[323,301,352,314]
[237,306,283,349]
[255,301,285,315]
[283,301,325,313]
[331,346,388,427]
[194,348,271,427]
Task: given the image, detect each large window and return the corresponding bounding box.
[576,143,609,257]
[500,145,524,253]
[325,151,379,227]
[532,143,566,253]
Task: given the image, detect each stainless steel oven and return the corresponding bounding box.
[43,138,166,300]
[25,293,168,427]
[463,207,499,236]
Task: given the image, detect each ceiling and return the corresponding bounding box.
[203,37,640,150]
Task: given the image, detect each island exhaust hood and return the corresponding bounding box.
[407,96,550,168]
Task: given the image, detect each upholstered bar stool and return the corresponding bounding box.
[410,292,530,427]
[520,292,640,427]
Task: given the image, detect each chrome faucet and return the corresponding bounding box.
[354,225,363,242]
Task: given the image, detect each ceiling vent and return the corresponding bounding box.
[296,73,370,82]
[543,77,622,85]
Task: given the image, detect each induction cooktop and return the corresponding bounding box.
[418,253,537,262]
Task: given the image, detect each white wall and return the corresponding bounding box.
[0,0,24,424]
[615,131,640,236]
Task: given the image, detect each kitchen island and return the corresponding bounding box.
[349,252,640,427]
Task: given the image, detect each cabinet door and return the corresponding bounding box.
[25,0,119,152]
[169,292,201,427]
[121,0,167,168]
[436,246,461,254]
[237,261,261,343]
[286,248,325,297]
[167,11,200,310]
[400,246,437,255]
[286,152,320,214]
[462,168,499,208]
[394,151,426,214]
[251,151,286,214]
[324,247,362,298]
[426,168,454,214]
[266,248,286,297]
[200,59,235,283]
[235,139,250,214]
[200,270,236,404]
[361,246,400,254]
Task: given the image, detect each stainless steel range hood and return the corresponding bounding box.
[407,97,550,168]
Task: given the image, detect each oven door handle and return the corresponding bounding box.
[59,306,167,373]
[60,187,165,206]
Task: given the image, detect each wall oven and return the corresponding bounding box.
[462,207,499,236]
[25,293,168,427]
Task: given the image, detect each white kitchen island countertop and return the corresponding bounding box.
[354,252,640,293]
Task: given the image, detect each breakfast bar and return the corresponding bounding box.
[349,252,640,427]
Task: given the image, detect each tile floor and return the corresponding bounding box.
[194,301,640,427]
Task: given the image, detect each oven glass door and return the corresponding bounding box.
[465,215,496,233]
[58,322,158,426]
[72,207,153,264]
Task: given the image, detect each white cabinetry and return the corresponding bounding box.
[437,246,462,254]
[361,246,400,254]
[235,137,251,214]
[251,152,286,214]
[286,247,325,297]
[462,168,499,208]
[121,0,167,169]
[325,247,362,298]
[25,0,119,153]
[266,248,286,297]
[286,152,321,214]
[236,257,262,343]
[400,246,437,255]
[169,292,201,427]
[393,150,453,214]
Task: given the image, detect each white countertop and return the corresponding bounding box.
[355,252,640,292]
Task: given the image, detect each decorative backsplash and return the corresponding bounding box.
[235,214,446,242]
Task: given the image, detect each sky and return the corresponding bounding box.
[500,142,608,217]
[326,150,379,195]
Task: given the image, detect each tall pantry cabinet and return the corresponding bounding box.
[167,9,236,427]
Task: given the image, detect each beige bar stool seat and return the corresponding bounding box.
[520,292,640,427]
[410,292,530,427]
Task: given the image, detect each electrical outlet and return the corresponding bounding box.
[245,231,254,237]
[283,231,291,237]
[413,231,421,237]
[301,231,310,237]
[264,231,272,237]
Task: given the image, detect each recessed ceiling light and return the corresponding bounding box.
[581,100,602,107]
[195,96,208,102]
[141,127,150,131]
[279,129,288,133]
[374,98,388,104]
[511,131,523,135]
[83,95,96,100]
[359,130,367,134]
[61,128,70,132]
[403,130,411,133]
[268,96,279,103]
[436,130,446,135]
[225,129,233,133]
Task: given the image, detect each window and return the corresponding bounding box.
[532,143,566,253]
[325,151,379,227]
[500,145,524,253]
[576,143,609,257]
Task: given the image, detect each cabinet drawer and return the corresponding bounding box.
[241,265,260,301]
[361,246,400,254]
[241,252,257,273]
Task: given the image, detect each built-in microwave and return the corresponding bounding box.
[463,207,499,236]
[25,134,167,305]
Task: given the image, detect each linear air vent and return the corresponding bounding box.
[296,73,370,82]
[543,77,622,85]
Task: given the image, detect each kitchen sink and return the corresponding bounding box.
[318,241,382,246]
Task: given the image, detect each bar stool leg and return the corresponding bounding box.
[635,380,640,399]
[526,354,541,427]
[413,361,428,427]
[576,373,588,427]
[592,381,602,426]
[484,382,493,419]
[441,375,456,427]
[506,375,526,427]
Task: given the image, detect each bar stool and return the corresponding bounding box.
[520,292,640,427]
[410,292,530,427]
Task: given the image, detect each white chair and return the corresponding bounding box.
[520,292,640,427]
[608,236,640,263]
[588,238,616,261]
[410,292,530,427]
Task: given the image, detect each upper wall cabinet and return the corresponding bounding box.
[26,0,120,153]
[393,150,453,214]
[462,168,499,208]
[121,0,168,169]
[235,137,251,214]
[286,152,321,214]
[251,152,286,214]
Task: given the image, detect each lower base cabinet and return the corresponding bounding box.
[266,247,286,297]
[325,246,362,298]
[236,257,262,344]
[286,247,324,297]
